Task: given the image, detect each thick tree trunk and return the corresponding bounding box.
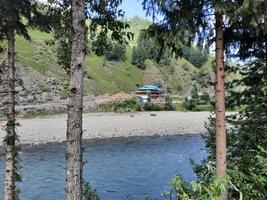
[66,0,85,200]
[4,30,16,200]
[215,11,227,200]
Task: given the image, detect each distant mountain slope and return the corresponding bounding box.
[1,17,207,105]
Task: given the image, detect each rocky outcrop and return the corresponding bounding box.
[0,64,133,116]
[15,66,63,105]
[0,65,64,115]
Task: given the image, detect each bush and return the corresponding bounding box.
[98,98,137,112]
[163,167,229,200]
[143,102,162,111]
[135,103,143,111]
[56,39,71,71]
[115,98,137,109]
[181,61,191,71]
[83,181,101,200]
[201,92,210,102]
[164,95,175,111]
[143,102,155,111]
[184,97,198,110]
[184,83,199,110]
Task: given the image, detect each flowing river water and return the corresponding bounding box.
[0,135,207,200]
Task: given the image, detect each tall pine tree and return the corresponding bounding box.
[47,1,132,199]
[142,0,251,198]
[142,0,266,198]
[0,0,49,199]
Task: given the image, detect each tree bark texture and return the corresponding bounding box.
[66,0,85,200]
[265,0,267,36]
[215,10,227,200]
[4,30,16,200]
[264,0,267,63]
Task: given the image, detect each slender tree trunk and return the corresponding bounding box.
[215,10,227,200]
[264,0,267,63]
[265,0,267,36]
[4,30,16,200]
[66,0,85,199]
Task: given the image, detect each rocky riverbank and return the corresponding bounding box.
[0,111,211,145]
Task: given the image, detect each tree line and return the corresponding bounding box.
[0,0,266,200]
[131,30,209,70]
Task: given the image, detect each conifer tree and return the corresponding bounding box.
[47,1,132,199]
[142,1,246,199]
[0,0,48,199]
[143,0,266,199]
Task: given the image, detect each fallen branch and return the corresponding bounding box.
[230,180,243,200]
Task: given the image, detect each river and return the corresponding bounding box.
[0,135,207,200]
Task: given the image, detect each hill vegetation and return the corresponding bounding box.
[2,16,213,102]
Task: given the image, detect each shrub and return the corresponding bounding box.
[135,103,142,111]
[184,83,199,110]
[201,92,210,102]
[55,39,71,71]
[153,104,162,111]
[115,98,137,109]
[181,61,190,71]
[184,97,198,110]
[83,181,101,200]
[164,95,175,111]
[98,98,137,112]
[143,102,155,111]
[143,102,162,111]
[163,167,229,200]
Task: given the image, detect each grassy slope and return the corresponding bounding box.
[13,17,200,97]
[15,30,67,80]
[85,48,144,95]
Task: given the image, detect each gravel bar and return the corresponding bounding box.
[0,111,211,145]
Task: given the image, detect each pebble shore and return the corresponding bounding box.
[0,111,211,145]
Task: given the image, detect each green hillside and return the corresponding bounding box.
[10,17,209,99]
